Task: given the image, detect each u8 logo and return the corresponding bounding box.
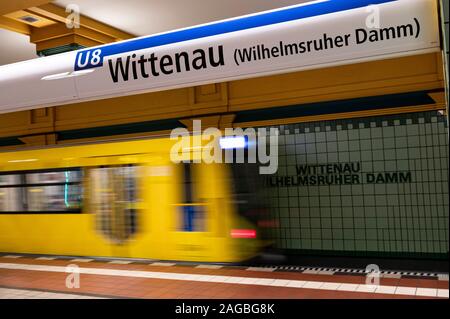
[75,49,103,70]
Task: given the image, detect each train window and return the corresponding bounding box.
[0,174,21,186]
[0,169,82,213]
[89,165,139,244]
[178,163,205,232]
[26,170,82,184]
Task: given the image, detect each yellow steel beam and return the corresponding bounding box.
[30,23,116,44]
[27,3,135,41]
[0,0,51,15]
[34,34,103,52]
[1,2,134,55]
[4,10,57,28]
[0,16,31,35]
[29,23,72,41]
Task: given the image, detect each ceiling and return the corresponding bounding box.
[0,28,39,64]
[55,0,310,37]
[0,0,310,66]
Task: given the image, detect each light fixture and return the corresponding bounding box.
[219,136,246,149]
[19,16,40,23]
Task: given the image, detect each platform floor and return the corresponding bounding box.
[0,255,448,299]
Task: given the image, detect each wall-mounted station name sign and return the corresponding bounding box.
[0,0,441,113]
[264,162,412,187]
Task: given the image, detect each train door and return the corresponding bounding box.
[89,165,139,258]
[172,162,225,261]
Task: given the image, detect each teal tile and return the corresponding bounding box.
[343,228,356,239]
[331,224,343,236]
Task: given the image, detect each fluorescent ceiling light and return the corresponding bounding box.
[219,136,246,149]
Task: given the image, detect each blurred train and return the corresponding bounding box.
[0,135,274,263]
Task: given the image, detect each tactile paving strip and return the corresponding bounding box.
[1,253,447,281]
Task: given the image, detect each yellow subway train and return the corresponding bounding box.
[0,135,271,263]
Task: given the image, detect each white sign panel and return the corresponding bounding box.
[0,0,441,113]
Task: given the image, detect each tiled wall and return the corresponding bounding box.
[264,111,449,256]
